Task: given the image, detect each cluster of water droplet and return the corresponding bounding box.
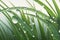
[50,19,54,22]
[49,18,56,23]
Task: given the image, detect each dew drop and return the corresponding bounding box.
[59,30,60,33]
[51,21,53,22]
[53,17,55,19]
[54,22,56,23]
[12,17,18,24]
[32,23,34,25]
[50,19,52,21]
[50,19,53,22]
[19,23,21,25]
[32,35,35,38]
[51,34,53,36]
[23,30,26,33]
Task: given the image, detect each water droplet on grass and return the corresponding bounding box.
[50,19,53,22]
[51,21,53,22]
[12,17,18,24]
[32,35,35,38]
[32,23,34,25]
[51,34,53,36]
[23,30,26,33]
[19,23,21,25]
[59,30,60,33]
[53,17,55,19]
[54,22,56,23]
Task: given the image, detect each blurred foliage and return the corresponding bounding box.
[0,0,60,40]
